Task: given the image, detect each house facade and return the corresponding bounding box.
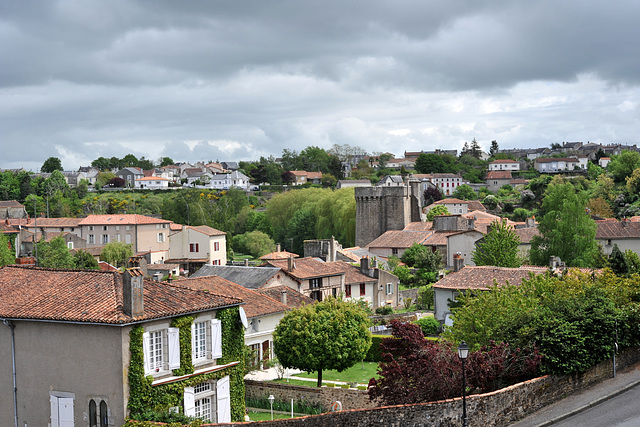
[135,176,170,189]
[486,170,513,192]
[168,225,227,274]
[115,167,144,187]
[488,159,520,171]
[263,257,346,302]
[208,171,251,190]
[595,220,640,256]
[0,265,246,426]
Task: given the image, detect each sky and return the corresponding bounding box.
[2,1,640,172]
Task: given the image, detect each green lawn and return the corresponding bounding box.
[271,378,319,387]
[292,362,379,384]
[248,411,293,421]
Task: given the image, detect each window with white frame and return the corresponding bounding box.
[102,234,109,244]
[191,318,222,364]
[143,327,180,375]
[88,226,94,231]
[386,283,393,295]
[125,234,132,244]
[184,376,230,423]
[67,241,73,250]
[190,243,200,252]
[88,234,95,244]
[157,232,165,243]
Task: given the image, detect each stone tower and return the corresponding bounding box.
[355,175,422,247]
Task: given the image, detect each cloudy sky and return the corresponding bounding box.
[2,1,640,171]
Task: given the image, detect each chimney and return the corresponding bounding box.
[287,255,295,271]
[329,237,336,262]
[123,268,144,318]
[453,252,464,272]
[467,217,475,230]
[360,256,370,274]
[280,288,288,306]
[244,259,249,267]
[276,243,281,252]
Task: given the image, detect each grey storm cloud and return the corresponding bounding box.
[1,1,640,171]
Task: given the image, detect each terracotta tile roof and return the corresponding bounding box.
[173,275,287,319]
[188,225,226,236]
[289,170,309,176]
[403,222,433,231]
[98,261,119,272]
[190,265,282,289]
[0,266,241,324]
[306,171,323,179]
[147,263,179,271]
[23,217,83,227]
[466,202,487,212]
[170,223,183,231]
[260,250,300,260]
[490,159,519,164]
[423,231,459,246]
[433,266,549,291]
[486,171,513,179]
[596,220,640,239]
[78,214,171,226]
[434,198,468,205]
[367,230,433,249]
[513,227,541,244]
[330,261,377,285]
[462,211,502,221]
[136,176,169,181]
[257,286,315,308]
[264,257,347,280]
[0,200,24,208]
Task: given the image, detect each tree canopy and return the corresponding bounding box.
[472,220,521,267]
[41,157,63,173]
[273,297,371,387]
[36,235,75,268]
[426,205,450,221]
[100,241,133,268]
[0,235,16,266]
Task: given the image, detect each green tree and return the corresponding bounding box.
[159,156,175,167]
[41,156,63,173]
[415,153,445,174]
[609,150,640,183]
[426,205,450,221]
[73,250,100,270]
[273,297,371,387]
[452,184,477,200]
[232,231,275,258]
[401,243,441,271]
[530,181,598,267]
[122,154,139,168]
[489,140,499,157]
[91,157,111,171]
[36,236,75,268]
[0,234,16,266]
[100,241,133,268]
[609,244,629,277]
[472,220,521,267]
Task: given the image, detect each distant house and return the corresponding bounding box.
[61,171,87,187]
[534,157,587,173]
[135,176,170,189]
[337,257,400,309]
[595,219,640,256]
[414,173,464,196]
[599,157,611,168]
[336,179,372,189]
[115,167,144,187]
[288,170,322,185]
[432,265,549,325]
[0,265,245,425]
[377,175,405,187]
[205,162,226,174]
[425,198,470,215]
[0,200,27,219]
[209,171,250,190]
[486,170,513,192]
[182,168,213,186]
[488,159,520,171]
[191,264,298,290]
[168,225,227,274]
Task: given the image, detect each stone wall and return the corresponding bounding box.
[245,380,375,412]
[209,347,640,426]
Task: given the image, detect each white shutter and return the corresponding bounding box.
[142,332,150,375]
[59,397,74,427]
[50,395,59,427]
[183,387,195,417]
[211,319,222,359]
[191,323,197,364]
[168,327,181,370]
[216,376,231,423]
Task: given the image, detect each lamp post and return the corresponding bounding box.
[268,394,275,421]
[458,341,469,427]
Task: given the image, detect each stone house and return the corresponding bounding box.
[338,257,400,309]
[0,264,246,426]
[115,167,144,187]
[191,264,298,290]
[0,200,28,219]
[168,225,227,274]
[485,170,513,192]
[595,219,640,256]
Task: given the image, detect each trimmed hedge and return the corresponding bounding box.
[365,335,387,362]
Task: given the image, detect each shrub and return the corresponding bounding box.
[415,316,440,336]
[364,335,386,362]
[375,306,393,315]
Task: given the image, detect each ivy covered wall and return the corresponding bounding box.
[127,306,245,422]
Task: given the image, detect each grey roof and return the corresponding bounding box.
[190,265,282,289]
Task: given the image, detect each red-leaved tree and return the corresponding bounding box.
[368,320,542,405]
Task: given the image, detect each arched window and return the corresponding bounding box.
[100,400,108,427]
[89,399,97,427]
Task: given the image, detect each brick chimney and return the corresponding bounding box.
[123,268,144,318]
[453,252,464,272]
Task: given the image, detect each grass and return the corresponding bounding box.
[248,411,293,421]
[270,378,320,387]
[292,362,379,384]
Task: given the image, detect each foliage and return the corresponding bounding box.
[587,197,614,218]
[245,396,322,415]
[482,195,498,210]
[36,235,75,268]
[401,243,442,272]
[451,184,477,200]
[73,249,99,269]
[232,230,275,258]
[415,316,440,335]
[472,220,521,267]
[609,150,640,183]
[609,244,629,277]
[426,205,450,221]
[100,241,133,268]
[423,186,443,206]
[0,234,16,266]
[415,285,434,310]
[415,153,457,174]
[530,181,598,267]
[273,297,371,387]
[445,270,622,374]
[375,306,393,315]
[41,156,63,173]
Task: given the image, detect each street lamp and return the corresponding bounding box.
[458,341,469,427]
[268,394,275,421]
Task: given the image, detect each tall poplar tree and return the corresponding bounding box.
[472,220,521,267]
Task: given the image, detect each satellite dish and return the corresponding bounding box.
[239,307,249,329]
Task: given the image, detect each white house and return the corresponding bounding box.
[135,176,170,189]
[488,159,520,171]
[209,171,251,190]
[168,225,227,275]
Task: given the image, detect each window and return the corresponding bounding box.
[103,225,108,231]
[114,234,121,242]
[391,248,398,256]
[88,234,95,244]
[125,234,132,244]
[310,278,322,289]
[214,241,220,251]
[157,232,165,243]
[89,399,109,427]
[190,243,200,252]
[88,226,94,231]
[102,234,109,244]
[386,283,393,295]
[184,376,231,423]
[191,318,222,364]
[126,225,131,231]
[345,284,351,298]
[67,241,73,250]
[360,283,366,296]
[143,327,180,375]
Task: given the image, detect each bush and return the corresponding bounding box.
[375,306,393,315]
[364,335,386,362]
[415,317,440,336]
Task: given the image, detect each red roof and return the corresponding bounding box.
[433,266,549,291]
[490,159,518,164]
[0,266,240,324]
[486,171,513,179]
[78,214,171,226]
[263,257,346,280]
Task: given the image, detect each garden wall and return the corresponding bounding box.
[208,347,640,426]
